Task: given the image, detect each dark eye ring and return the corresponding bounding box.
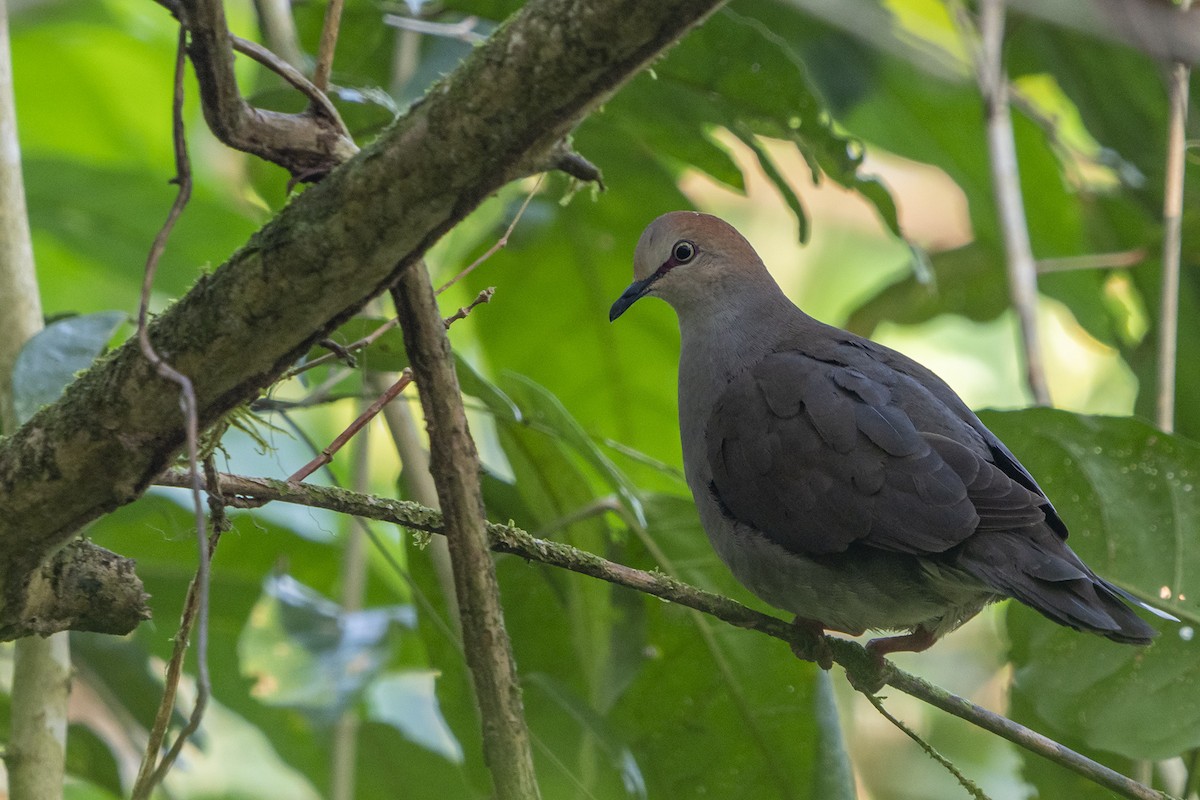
[672,240,696,263]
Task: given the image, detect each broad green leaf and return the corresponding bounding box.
[526,673,647,799]
[979,409,1200,759]
[601,72,745,193]
[500,373,646,527]
[65,720,123,799]
[456,353,522,424]
[24,159,261,313]
[810,671,855,800]
[63,779,122,800]
[845,241,1007,335]
[11,311,126,424]
[366,671,464,763]
[159,691,323,800]
[12,15,177,167]
[599,491,836,799]
[650,7,899,237]
[1006,687,1129,800]
[488,400,633,710]
[238,573,416,719]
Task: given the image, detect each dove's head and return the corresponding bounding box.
[609,211,770,322]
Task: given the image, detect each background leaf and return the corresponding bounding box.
[980,409,1200,760]
[11,311,125,424]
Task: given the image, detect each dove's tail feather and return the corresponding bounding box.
[957,529,1159,645]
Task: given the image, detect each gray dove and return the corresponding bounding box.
[609,211,1159,659]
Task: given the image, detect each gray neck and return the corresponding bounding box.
[674,281,800,469]
[676,281,797,391]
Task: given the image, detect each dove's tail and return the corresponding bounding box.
[957,528,1165,645]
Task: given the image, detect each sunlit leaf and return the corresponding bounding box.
[650,7,900,236]
[981,409,1200,759]
[239,574,416,720]
[366,671,464,763]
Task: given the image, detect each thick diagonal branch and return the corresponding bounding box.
[0,0,724,644]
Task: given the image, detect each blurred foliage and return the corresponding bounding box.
[6,0,1200,798]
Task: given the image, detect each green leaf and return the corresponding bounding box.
[25,158,261,309]
[526,673,647,799]
[979,409,1200,759]
[63,778,122,800]
[11,311,126,424]
[456,354,522,424]
[845,242,1007,335]
[366,671,464,763]
[160,692,323,799]
[651,7,899,235]
[238,573,416,720]
[607,492,834,798]
[501,373,646,528]
[810,671,856,800]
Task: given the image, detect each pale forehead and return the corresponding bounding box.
[633,211,752,278]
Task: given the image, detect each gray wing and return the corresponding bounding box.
[706,351,1046,557]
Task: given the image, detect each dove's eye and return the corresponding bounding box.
[672,240,696,263]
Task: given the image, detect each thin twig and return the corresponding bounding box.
[132,459,227,799]
[1036,249,1146,274]
[435,175,544,294]
[312,0,345,91]
[282,319,400,380]
[864,693,991,800]
[130,28,211,800]
[282,255,499,384]
[382,14,487,43]
[442,286,495,328]
[962,0,1051,405]
[315,337,357,367]
[156,469,1177,800]
[1159,6,1191,432]
[886,668,1172,800]
[287,369,414,483]
[230,34,344,126]
[250,0,305,70]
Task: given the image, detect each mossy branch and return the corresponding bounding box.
[159,468,1175,800]
[0,0,725,636]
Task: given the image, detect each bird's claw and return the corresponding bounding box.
[789,617,833,670]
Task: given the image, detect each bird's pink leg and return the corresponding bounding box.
[865,626,937,661]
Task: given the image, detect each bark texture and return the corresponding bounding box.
[392,269,539,798]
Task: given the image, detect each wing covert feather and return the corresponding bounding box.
[706,351,1046,558]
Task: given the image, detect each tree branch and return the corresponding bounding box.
[157,469,1174,800]
[1158,24,1191,433]
[971,0,1051,405]
[168,0,357,180]
[0,0,726,638]
[391,266,539,798]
